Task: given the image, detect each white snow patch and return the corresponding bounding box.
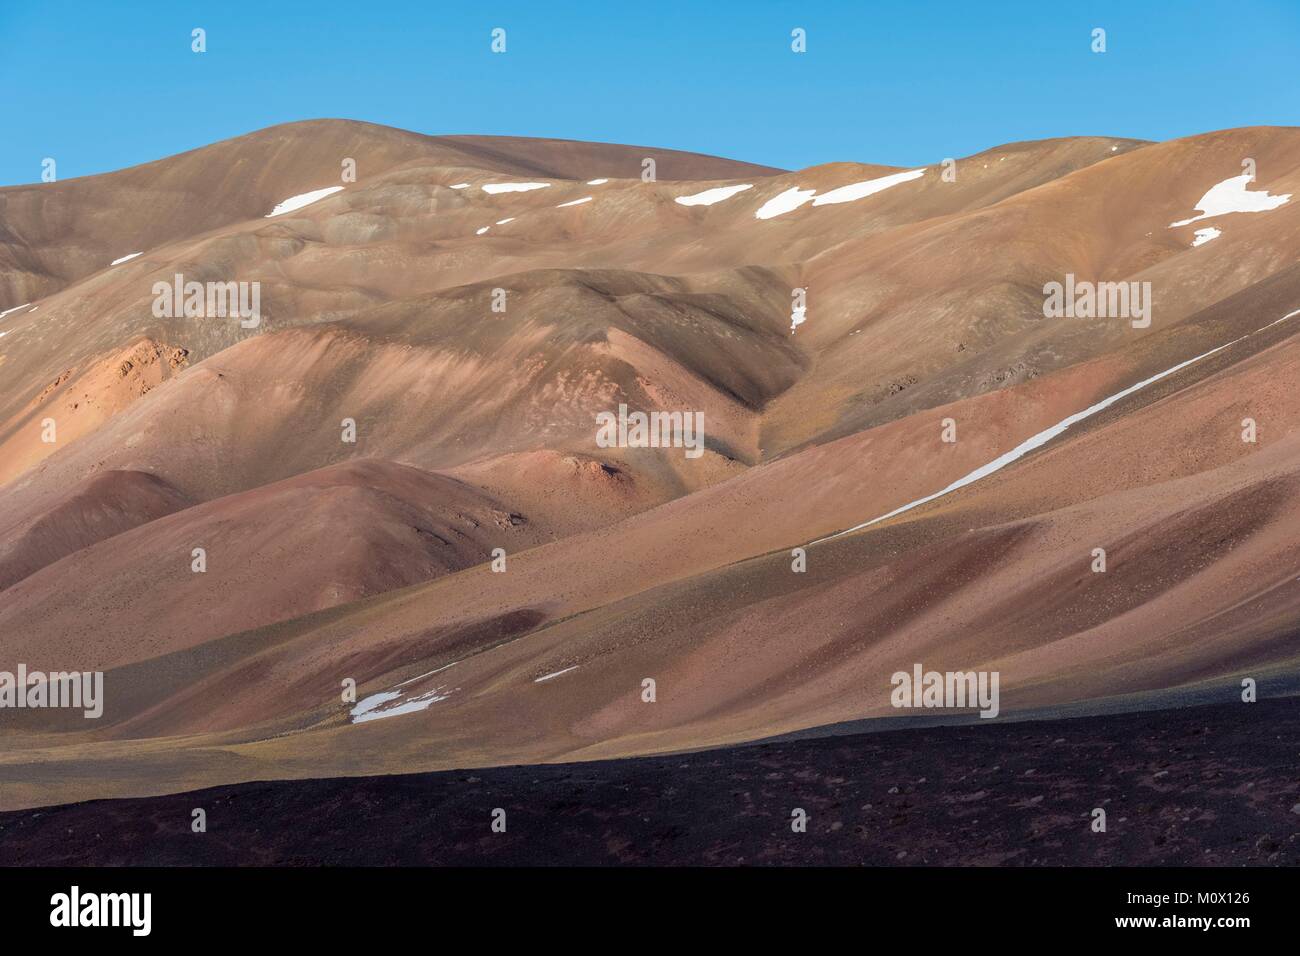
[476,226,490,235]
[110,252,142,266]
[755,170,924,219]
[556,196,592,207]
[1192,227,1222,247]
[350,691,401,720]
[534,665,579,683]
[396,660,460,688]
[482,182,550,194]
[587,178,609,185]
[265,186,345,217]
[755,186,817,219]
[449,182,470,189]
[496,217,515,225]
[1169,174,1290,227]
[352,688,451,723]
[811,169,925,206]
[790,306,807,333]
[1111,146,1119,152]
[1260,307,1300,331]
[0,303,30,319]
[675,183,753,207]
[350,664,462,723]
[813,309,1300,544]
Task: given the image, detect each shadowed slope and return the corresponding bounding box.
[0,459,550,672]
[0,469,191,591]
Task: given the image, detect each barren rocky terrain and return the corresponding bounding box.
[2,697,1295,866]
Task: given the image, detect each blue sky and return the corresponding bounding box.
[2,0,1297,185]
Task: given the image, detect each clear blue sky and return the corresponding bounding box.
[2,0,1297,185]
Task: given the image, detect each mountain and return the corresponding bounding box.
[1,119,1298,811]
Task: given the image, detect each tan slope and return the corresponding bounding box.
[6,312,1295,809]
[0,459,554,673]
[0,129,1148,451]
[5,125,1300,810]
[0,128,1270,496]
[125,270,1300,724]
[0,118,783,307]
[56,300,1300,778]
[0,470,191,591]
[39,274,1296,746]
[759,126,1300,453]
[0,266,799,516]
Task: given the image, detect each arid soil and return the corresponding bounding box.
[1,697,1295,866]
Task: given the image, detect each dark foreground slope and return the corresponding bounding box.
[2,697,1296,866]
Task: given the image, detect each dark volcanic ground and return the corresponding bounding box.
[2,697,1297,866]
